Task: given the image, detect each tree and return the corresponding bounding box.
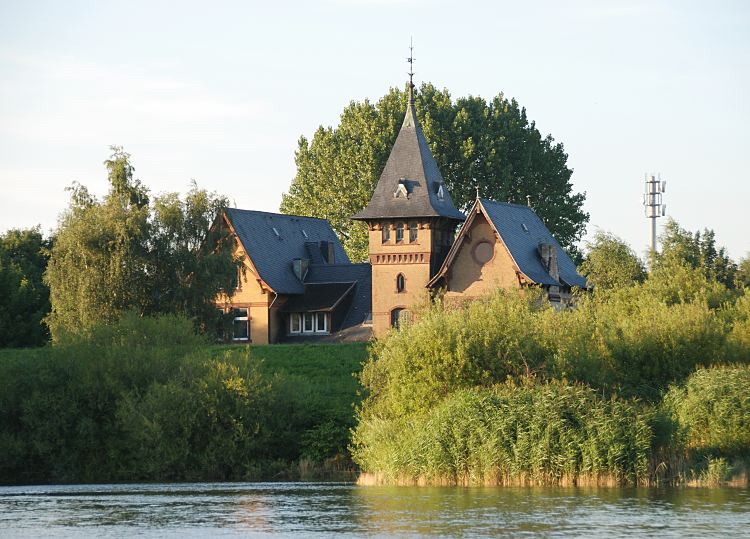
[655,218,737,289]
[0,227,51,346]
[44,147,239,340]
[281,84,588,261]
[737,255,750,289]
[579,231,646,291]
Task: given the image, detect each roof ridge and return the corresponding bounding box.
[227,208,331,222]
[479,198,535,211]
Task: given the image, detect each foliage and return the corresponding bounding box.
[662,365,750,457]
[736,254,750,289]
[579,230,646,291]
[654,218,737,289]
[0,314,368,484]
[281,84,588,261]
[0,228,51,347]
[352,382,652,485]
[44,147,239,340]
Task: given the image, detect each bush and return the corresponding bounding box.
[662,365,750,457]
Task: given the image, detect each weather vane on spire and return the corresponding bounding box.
[407,37,415,90]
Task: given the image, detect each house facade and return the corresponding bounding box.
[216,79,586,343]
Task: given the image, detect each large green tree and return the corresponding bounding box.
[579,231,646,292]
[0,227,51,347]
[654,218,737,289]
[281,84,588,261]
[44,147,239,340]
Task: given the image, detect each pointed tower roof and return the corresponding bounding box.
[352,85,465,222]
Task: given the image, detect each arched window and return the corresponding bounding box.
[395,222,404,242]
[391,308,404,328]
[409,222,418,242]
[396,273,405,293]
[381,223,391,243]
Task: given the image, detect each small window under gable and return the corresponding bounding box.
[436,183,445,201]
[394,178,409,199]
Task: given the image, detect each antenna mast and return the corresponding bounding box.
[642,173,666,253]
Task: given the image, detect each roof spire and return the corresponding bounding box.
[407,37,415,105]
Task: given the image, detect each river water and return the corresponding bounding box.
[0,482,748,537]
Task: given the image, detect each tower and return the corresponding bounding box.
[352,50,464,336]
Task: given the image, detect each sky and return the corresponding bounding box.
[1,0,748,259]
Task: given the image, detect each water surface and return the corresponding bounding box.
[1,482,748,537]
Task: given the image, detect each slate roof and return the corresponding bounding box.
[305,263,372,329]
[280,282,356,313]
[225,208,350,294]
[479,199,587,288]
[352,94,465,222]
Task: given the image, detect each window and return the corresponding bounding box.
[409,222,418,243]
[304,313,314,332]
[396,273,405,293]
[395,222,404,242]
[391,308,410,329]
[232,308,249,341]
[290,313,301,333]
[382,223,391,243]
[315,312,327,333]
[289,312,329,334]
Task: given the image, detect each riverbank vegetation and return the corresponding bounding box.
[352,227,750,487]
[0,314,366,484]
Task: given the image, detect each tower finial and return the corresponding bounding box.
[407,37,415,105]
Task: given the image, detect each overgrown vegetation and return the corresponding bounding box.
[0,313,367,484]
[353,225,750,486]
[44,147,240,341]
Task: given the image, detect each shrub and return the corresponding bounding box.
[662,365,750,457]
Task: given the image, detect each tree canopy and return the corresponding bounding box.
[44,147,239,341]
[579,230,646,292]
[0,227,51,347]
[281,84,588,261]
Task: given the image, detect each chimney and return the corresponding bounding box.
[320,241,335,264]
[538,243,560,282]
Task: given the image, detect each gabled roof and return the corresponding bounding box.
[224,208,350,294]
[306,263,372,329]
[352,91,465,222]
[479,199,586,288]
[429,199,587,289]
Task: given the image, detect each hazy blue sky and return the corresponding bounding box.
[1,0,748,258]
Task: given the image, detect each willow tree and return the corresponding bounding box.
[281,83,588,261]
[45,147,238,340]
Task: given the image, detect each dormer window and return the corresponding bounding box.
[394,182,408,199]
[436,183,445,201]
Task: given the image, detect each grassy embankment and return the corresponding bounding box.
[0,315,367,485]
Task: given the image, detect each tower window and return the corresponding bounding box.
[396,273,405,293]
[409,222,418,242]
[395,222,404,242]
[382,223,391,243]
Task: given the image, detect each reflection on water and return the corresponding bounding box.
[0,482,748,537]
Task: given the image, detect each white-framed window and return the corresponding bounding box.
[315,312,327,333]
[232,308,249,341]
[290,313,301,333]
[289,312,329,334]
[303,312,314,332]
